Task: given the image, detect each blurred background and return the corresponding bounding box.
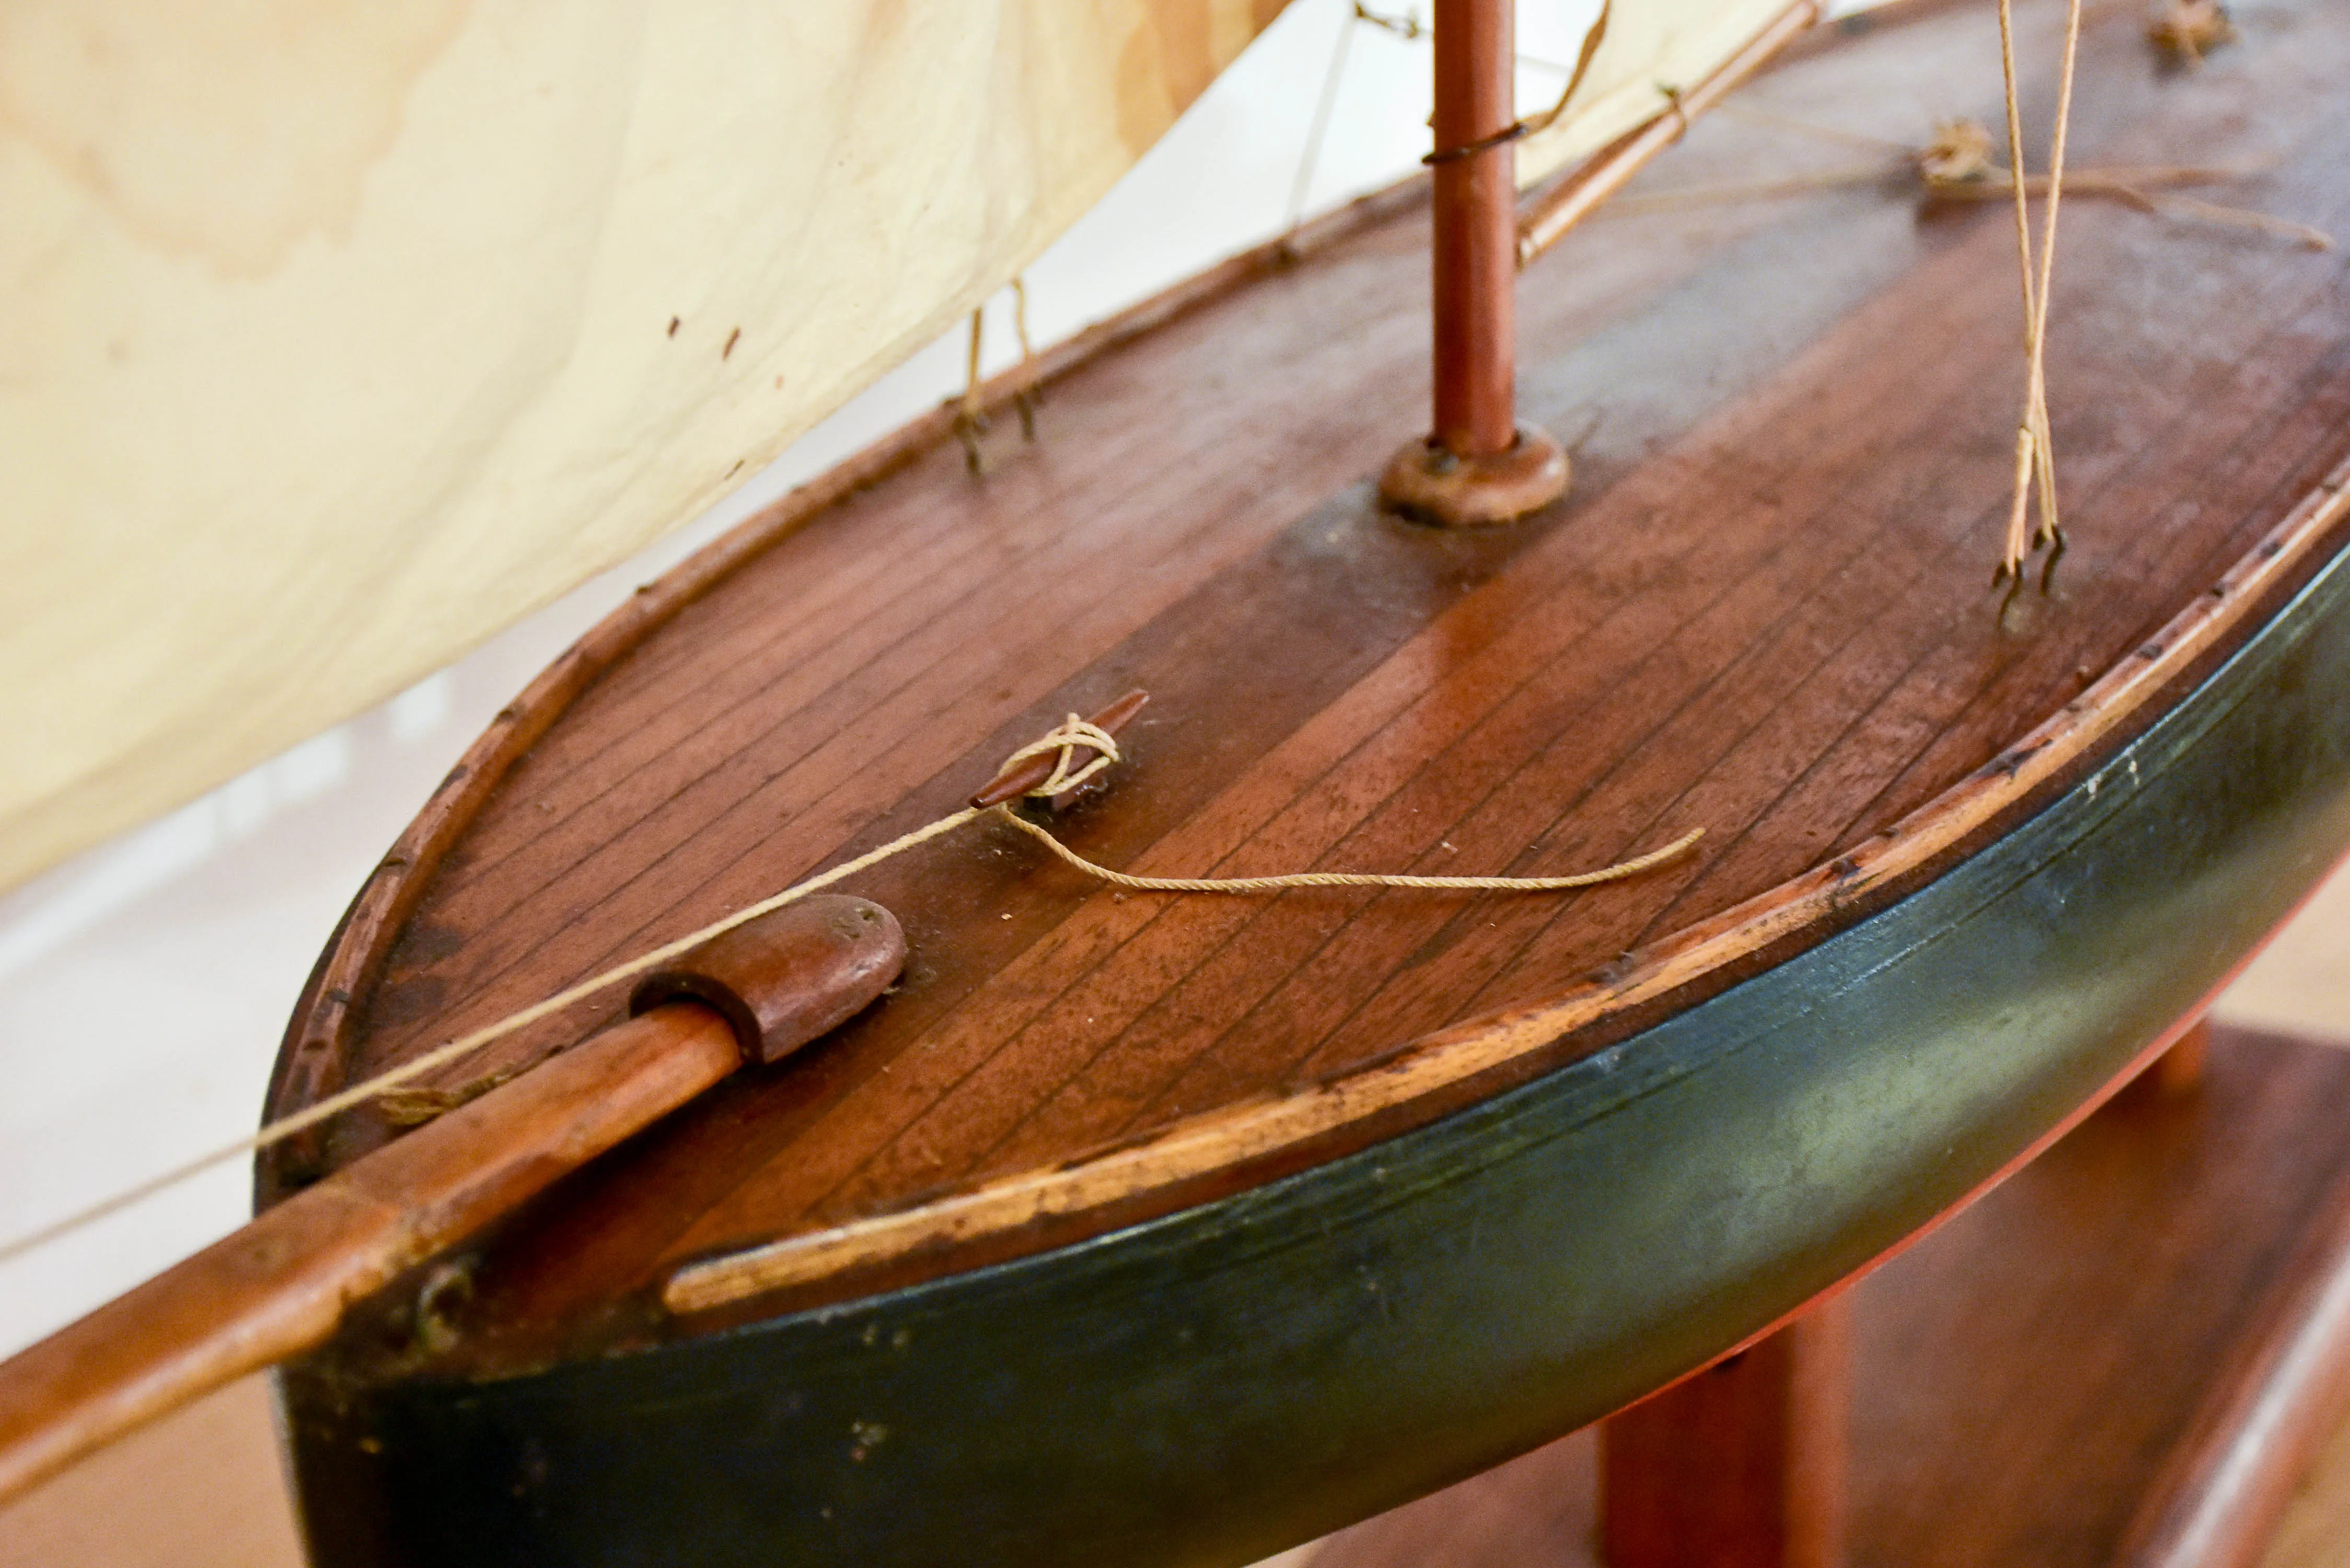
[4,0,2346,1562]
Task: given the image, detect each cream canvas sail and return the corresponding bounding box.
[1516,0,1802,187]
[0,0,1283,894]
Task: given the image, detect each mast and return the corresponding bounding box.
[1432,0,1518,457]
[1380,0,1570,527]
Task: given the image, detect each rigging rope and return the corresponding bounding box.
[1607,15,2322,588]
[1314,0,1611,190]
[999,805,1703,896]
[1599,115,2326,246]
[0,714,1700,1269]
[953,276,1041,470]
[1993,0,2082,596]
[1286,2,1360,234]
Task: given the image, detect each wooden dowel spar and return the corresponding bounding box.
[0,894,908,1507]
[0,1006,736,1507]
[1516,0,1824,268]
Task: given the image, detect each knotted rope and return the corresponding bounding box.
[2149,0,2234,64]
[996,714,1124,797]
[1617,105,2326,252]
[992,716,1701,894]
[0,713,1700,1267]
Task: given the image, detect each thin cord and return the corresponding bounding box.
[954,306,989,470]
[0,716,1701,1267]
[1009,277,1034,363]
[1616,93,2294,237]
[2111,188,2333,249]
[1352,0,1610,157]
[1710,100,1914,155]
[1600,163,1892,214]
[1995,0,2044,580]
[1287,1,1359,233]
[1992,0,2084,588]
[2025,0,2086,555]
[1009,274,1040,441]
[961,307,985,420]
[0,806,980,1268]
[1598,155,2291,225]
[1515,0,1612,145]
[999,809,1704,895]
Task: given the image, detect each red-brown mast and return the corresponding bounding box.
[1380,0,1569,527]
[1431,0,1519,457]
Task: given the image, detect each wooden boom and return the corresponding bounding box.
[0,894,906,1507]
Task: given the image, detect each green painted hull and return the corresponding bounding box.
[283,530,2350,1567]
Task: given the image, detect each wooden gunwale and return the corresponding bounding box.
[667,454,2350,1311]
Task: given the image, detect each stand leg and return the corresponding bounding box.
[2148,1016,2211,1098]
[2113,1014,2211,1111]
[1600,1297,1848,1568]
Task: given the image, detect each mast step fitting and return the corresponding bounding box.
[1378,425,1569,528]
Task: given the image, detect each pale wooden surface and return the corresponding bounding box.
[2263,1411,2350,1568]
[0,0,1283,897]
[0,1376,302,1568]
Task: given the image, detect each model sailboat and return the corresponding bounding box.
[7,0,2350,1562]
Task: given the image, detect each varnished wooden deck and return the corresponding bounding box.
[268,0,2350,1369]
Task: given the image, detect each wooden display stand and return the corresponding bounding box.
[1600,1298,1847,1568]
[1312,1023,2350,1567]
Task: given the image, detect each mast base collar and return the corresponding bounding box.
[1377,426,1569,527]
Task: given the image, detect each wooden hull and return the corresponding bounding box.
[260,0,2350,1559]
[285,524,2350,1565]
